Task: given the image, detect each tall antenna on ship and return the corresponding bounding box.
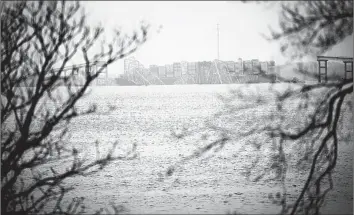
[217,23,220,60]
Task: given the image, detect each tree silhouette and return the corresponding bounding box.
[268,1,353,60]
[1,1,148,214]
[165,1,353,215]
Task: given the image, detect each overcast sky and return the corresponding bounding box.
[82,1,353,77]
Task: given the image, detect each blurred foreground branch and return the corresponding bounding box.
[1,1,148,213]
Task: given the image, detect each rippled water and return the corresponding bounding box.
[20,84,353,214]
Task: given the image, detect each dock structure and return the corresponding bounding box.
[317,56,353,83]
[55,61,108,85]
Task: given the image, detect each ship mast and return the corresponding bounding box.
[217,23,220,60]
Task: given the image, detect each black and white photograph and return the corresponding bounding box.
[1,1,353,214]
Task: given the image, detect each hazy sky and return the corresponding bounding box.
[82,1,353,77]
